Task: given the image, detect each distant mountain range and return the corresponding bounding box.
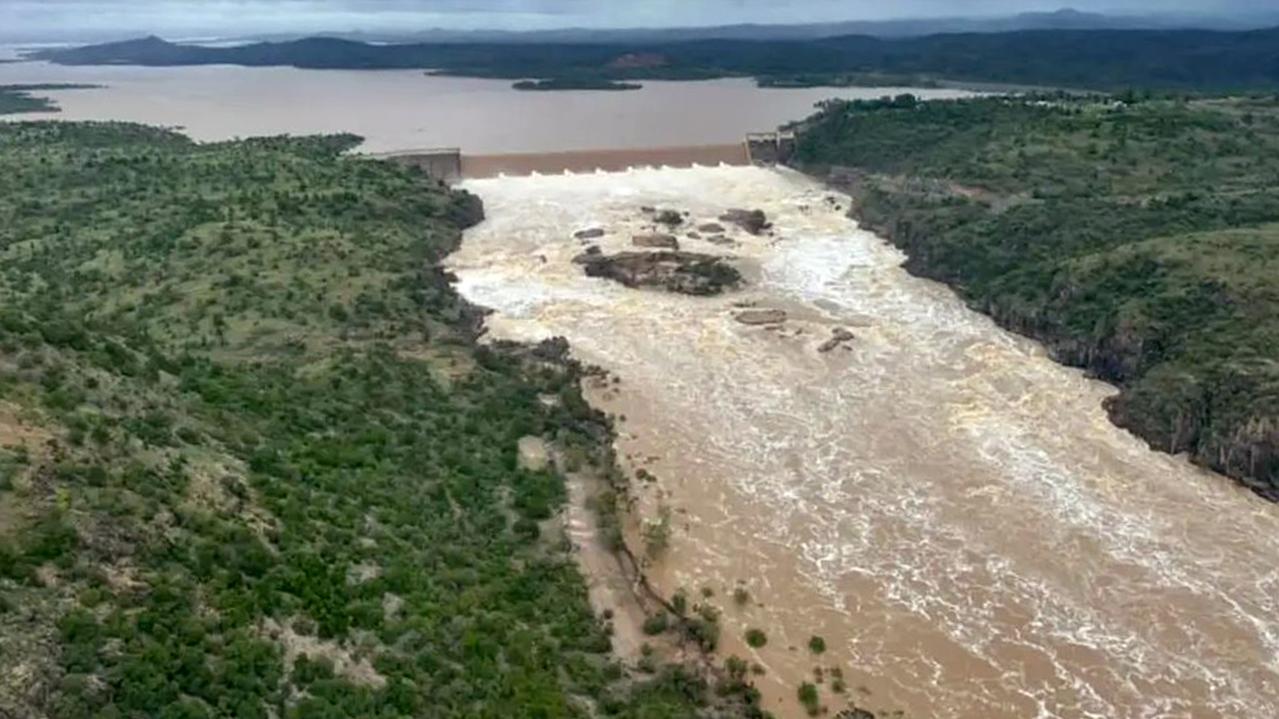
[8,8,1279,46]
[35,24,1279,92]
[300,8,1279,44]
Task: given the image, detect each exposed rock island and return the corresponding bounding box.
[574,248,742,295]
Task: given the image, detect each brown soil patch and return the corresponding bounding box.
[0,402,54,451]
[518,436,550,471]
[262,618,387,689]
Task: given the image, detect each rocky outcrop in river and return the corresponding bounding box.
[719,208,770,235]
[633,233,680,249]
[574,248,741,296]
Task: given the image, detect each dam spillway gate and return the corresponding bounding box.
[377,132,796,181]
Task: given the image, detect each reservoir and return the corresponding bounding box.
[0,60,971,153]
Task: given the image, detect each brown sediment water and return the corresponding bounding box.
[448,165,1279,719]
[0,60,973,153]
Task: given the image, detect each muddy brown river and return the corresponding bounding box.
[449,166,1279,719]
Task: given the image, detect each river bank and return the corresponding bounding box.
[821,168,1279,503]
[788,95,1279,502]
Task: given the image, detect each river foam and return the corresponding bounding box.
[450,165,1279,719]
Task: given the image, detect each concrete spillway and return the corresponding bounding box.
[381,135,795,180]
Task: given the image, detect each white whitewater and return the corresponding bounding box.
[448,166,1279,719]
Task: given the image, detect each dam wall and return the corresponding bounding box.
[460,144,750,179]
[378,135,795,181]
[377,148,463,181]
[745,131,796,165]
[378,143,750,181]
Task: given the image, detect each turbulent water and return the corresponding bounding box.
[0,60,971,153]
[449,166,1279,719]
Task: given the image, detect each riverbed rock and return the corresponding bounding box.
[817,327,855,352]
[698,222,726,234]
[574,227,606,239]
[574,250,741,296]
[734,309,787,325]
[632,233,680,250]
[719,208,770,235]
[654,209,684,227]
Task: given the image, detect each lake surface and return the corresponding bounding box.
[0,60,973,153]
[450,166,1279,719]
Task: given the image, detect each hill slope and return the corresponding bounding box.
[0,123,740,718]
[37,27,1279,91]
[250,8,1279,44]
[792,95,1279,498]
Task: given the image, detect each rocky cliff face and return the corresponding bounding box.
[444,189,486,231]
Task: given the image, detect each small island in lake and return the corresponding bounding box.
[513,78,642,91]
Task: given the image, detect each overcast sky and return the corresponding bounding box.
[1,1,1269,40]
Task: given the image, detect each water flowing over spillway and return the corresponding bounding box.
[448,166,1279,719]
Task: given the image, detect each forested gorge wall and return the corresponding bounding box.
[792,95,1279,498]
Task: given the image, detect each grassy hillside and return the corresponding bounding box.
[792,94,1279,498]
[0,123,744,718]
[38,28,1279,91]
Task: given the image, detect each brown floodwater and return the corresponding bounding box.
[448,166,1279,719]
[0,60,971,153]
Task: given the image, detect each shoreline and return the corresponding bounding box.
[461,330,766,712]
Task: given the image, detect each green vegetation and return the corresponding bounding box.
[643,613,671,635]
[40,29,1279,91]
[0,122,732,717]
[512,78,642,92]
[0,84,95,115]
[796,681,821,715]
[831,677,847,694]
[642,505,673,558]
[793,94,1279,498]
[744,628,767,648]
[807,635,826,654]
